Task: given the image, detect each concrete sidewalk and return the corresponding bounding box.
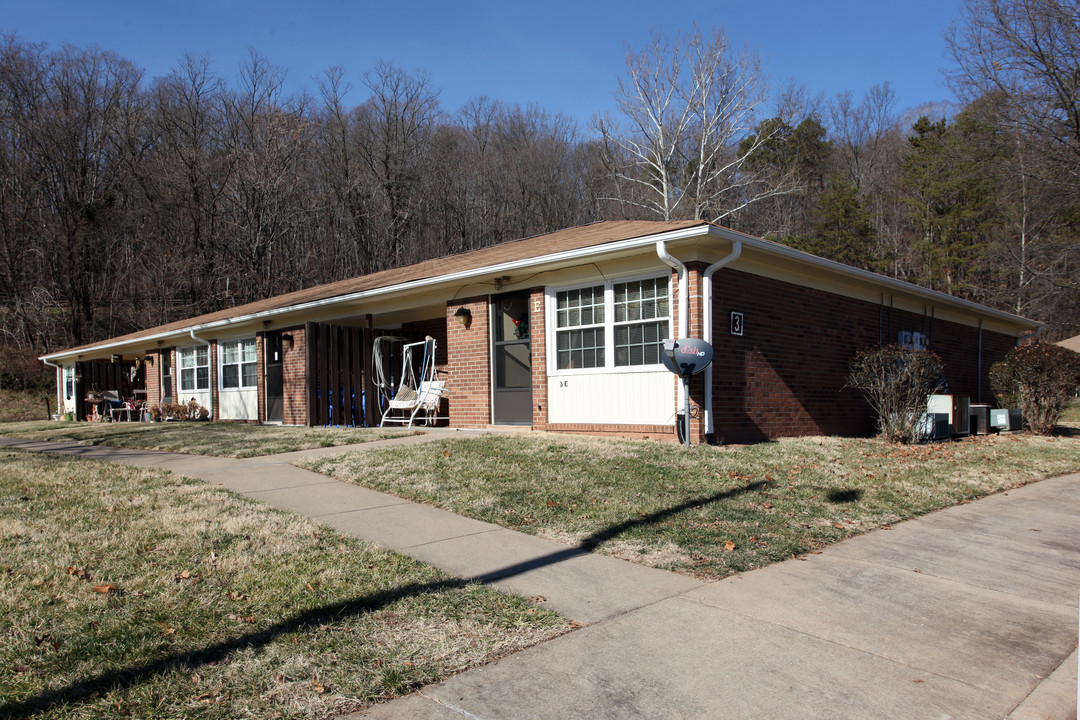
[2,434,1077,719]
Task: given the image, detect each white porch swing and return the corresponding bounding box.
[378,336,447,428]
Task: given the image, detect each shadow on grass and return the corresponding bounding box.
[0,449,764,719]
[826,488,863,504]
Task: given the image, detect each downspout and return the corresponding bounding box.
[703,241,743,440]
[657,241,689,417]
[977,320,983,403]
[1016,327,1042,346]
[190,329,213,420]
[42,358,63,417]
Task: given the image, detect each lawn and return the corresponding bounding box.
[299,427,1080,581]
[0,389,53,423]
[0,421,416,458]
[0,450,569,720]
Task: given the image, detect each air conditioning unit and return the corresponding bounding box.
[1008,408,1023,431]
[918,412,951,441]
[952,396,970,436]
[927,395,952,433]
[970,404,991,435]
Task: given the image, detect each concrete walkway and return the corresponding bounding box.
[1,434,1077,719]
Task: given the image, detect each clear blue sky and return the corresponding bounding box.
[1,0,961,128]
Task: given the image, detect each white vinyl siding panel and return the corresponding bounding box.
[218,389,257,420]
[547,371,675,425]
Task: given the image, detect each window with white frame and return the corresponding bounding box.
[178,345,210,393]
[552,275,670,371]
[63,365,75,400]
[220,338,257,389]
[555,284,606,370]
[614,277,669,366]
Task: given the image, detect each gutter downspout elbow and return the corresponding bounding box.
[1016,327,1042,346]
[657,240,689,416]
[42,358,63,417]
[190,329,213,420]
[703,241,742,441]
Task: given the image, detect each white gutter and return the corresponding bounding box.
[41,222,1043,364]
[189,329,213,420]
[41,225,713,362]
[707,225,1042,331]
[42,358,63,417]
[703,241,742,439]
[656,240,689,417]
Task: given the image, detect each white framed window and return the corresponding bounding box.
[63,365,75,400]
[549,273,671,373]
[555,284,606,370]
[219,338,257,390]
[613,277,669,367]
[178,345,210,393]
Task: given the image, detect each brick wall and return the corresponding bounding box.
[282,326,307,426]
[446,297,490,427]
[145,350,161,406]
[529,288,548,428]
[209,341,219,420]
[257,333,267,422]
[710,268,1017,443]
[684,263,706,442]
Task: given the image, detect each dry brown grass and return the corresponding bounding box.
[300,428,1080,581]
[0,450,569,719]
[0,420,415,457]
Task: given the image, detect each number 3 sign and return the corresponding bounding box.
[730,312,744,336]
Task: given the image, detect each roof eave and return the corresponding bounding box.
[41,222,1042,362]
[41,224,712,362]
[705,225,1044,333]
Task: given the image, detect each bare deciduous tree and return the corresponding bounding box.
[946,0,1080,185]
[594,25,788,222]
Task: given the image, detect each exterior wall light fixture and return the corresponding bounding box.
[454,307,472,326]
[281,333,294,350]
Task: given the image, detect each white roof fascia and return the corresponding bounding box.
[40,225,711,362]
[42,223,1041,362]
[705,225,1043,332]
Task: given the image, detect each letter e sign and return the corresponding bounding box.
[730,312,744,336]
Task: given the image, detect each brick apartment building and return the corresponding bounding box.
[42,221,1041,444]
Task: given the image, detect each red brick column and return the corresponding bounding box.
[686,262,707,443]
[282,326,307,426]
[209,341,219,420]
[144,350,161,409]
[256,333,266,423]
[529,287,548,429]
[446,296,490,428]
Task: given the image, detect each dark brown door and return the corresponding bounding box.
[265,332,284,422]
[492,292,532,425]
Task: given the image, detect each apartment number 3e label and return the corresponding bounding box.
[559,380,569,388]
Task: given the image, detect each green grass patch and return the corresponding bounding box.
[0,421,416,458]
[0,450,569,719]
[299,430,1080,581]
[1062,399,1080,425]
[0,389,53,423]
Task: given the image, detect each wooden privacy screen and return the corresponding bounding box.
[304,321,375,427]
[74,359,137,421]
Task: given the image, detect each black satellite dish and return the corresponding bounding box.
[661,338,714,377]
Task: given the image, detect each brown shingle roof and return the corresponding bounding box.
[1058,335,1080,354]
[53,220,705,356]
